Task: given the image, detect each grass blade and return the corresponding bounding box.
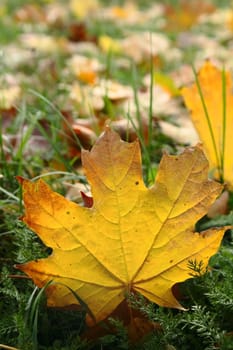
[221,66,227,183]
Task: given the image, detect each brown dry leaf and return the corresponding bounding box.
[207,191,229,218]
[14,4,46,23]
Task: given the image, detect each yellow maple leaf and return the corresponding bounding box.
[181,61,233,188]
[16,128,226,325]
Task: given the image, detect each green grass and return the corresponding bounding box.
[1,0,233,349]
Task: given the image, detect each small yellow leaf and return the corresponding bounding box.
[77,70,97,85]
[143,71,180,96]
[111,6,130,19]
[70,0,100,19]
[16,128,226,325]
[0,5,6,17]
[0,86,21,109]
[69,55,103,84]
[98,35,121,54]
[181,61,233,188]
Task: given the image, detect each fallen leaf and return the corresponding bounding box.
[171,64,195,88]
[71,123,97,149]
[82,298,159,341]
[93,79,133,101]
[111,5,137,20]
[98,35,122,54]
[143,71,180,96]
[207,191,229,218]
[45,3,69,27]
[20,33,69,53]
[1,45,36,69]
[14,4,46,23]
[159,116,199,145]
[68,55,104,75]
[65,182,91,203]
[120,32,170,64]
[181,61,233,188]
[98,2,164,25]
[69,83,104,113]
[80,191,93,208]
[68,54,103,84]
[123,85,180,118]
[77,71,97,85]
[61,111,99,158]
[67,22,97,43]
[110,118,149,143]
[0,5,6,17]
[164,0,215,31]
[0,85,21,109]
[102,3,141,24]
[16,128,226,326]
[70,0,100,19]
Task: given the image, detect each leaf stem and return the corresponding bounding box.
[148,33,154,151]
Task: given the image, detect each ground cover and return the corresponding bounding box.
[1,0,233,349]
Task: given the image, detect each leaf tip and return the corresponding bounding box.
[16,175,25,184]
[80,191,93,208]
